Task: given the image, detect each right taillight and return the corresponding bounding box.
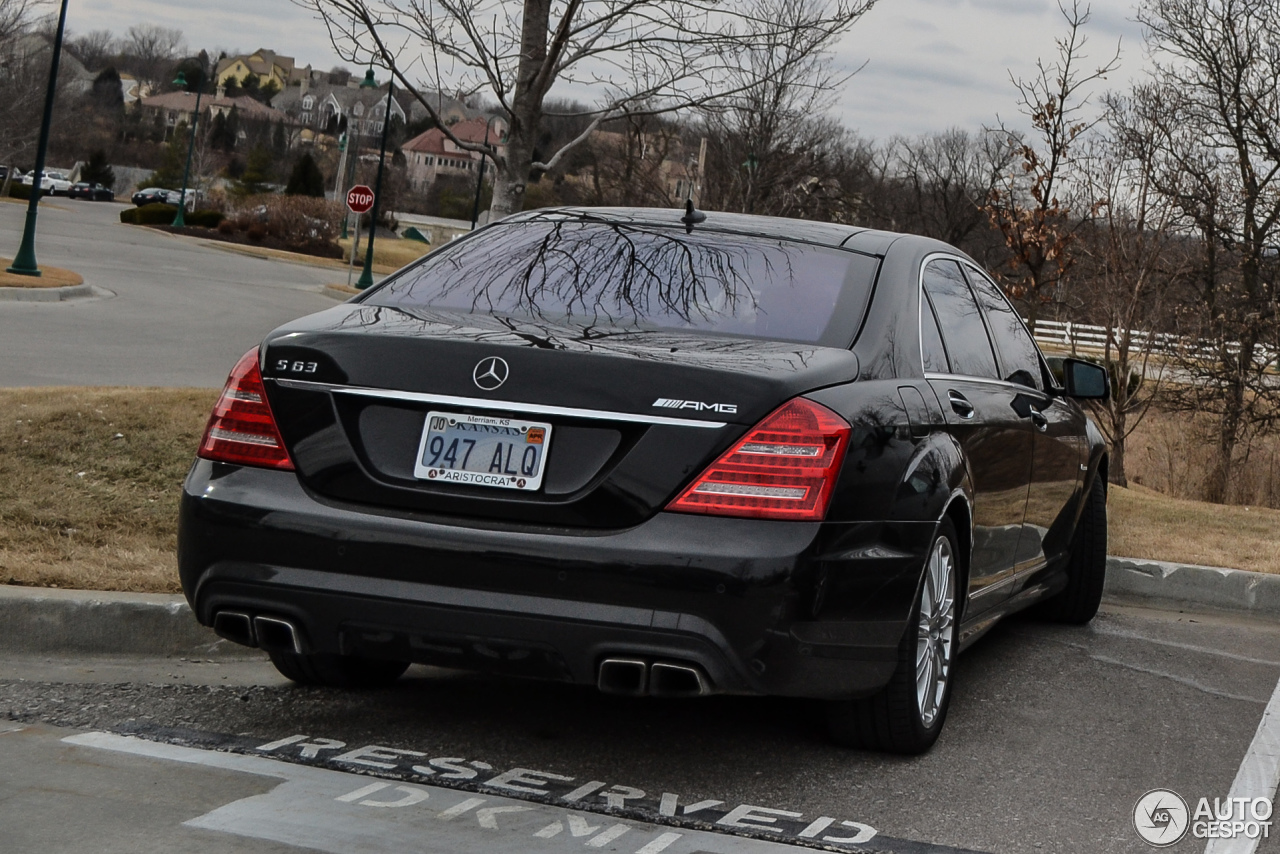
[667,398,850,521]
[197,347,295,470]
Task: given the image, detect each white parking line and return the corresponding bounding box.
[1205,675,1280,854]
[1090,627,1280,668]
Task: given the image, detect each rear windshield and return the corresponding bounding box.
[366,218,878,346]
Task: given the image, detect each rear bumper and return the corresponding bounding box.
[178,461,934,699]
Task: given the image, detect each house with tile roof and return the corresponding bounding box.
[140,90,291,139]
[400,117,508,190]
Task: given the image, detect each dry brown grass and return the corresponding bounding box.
[0,388,216,593]
[337,236,435,271]
[1109,482,1280,574]
[1,388,1277,594]
[1124,406,1280,507]
[0,258,84,288]
[191,236,432,275]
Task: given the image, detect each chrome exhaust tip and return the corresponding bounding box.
[212,611,256,648]
[597,658,648,696]
[649,662,711,697]
[252,615,303,654]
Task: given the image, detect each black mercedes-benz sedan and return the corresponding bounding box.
[179,206,1109,753]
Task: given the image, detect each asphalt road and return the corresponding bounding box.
[2,603,1278,854]
[0,198,338,387]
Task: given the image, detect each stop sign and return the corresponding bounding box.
[346,185,375,214]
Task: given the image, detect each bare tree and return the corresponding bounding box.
[579,113,687,208]
[985,0,1118,326]
[698,0,860,217]
[67,28,115,70]
[886,128,1017,249]
[1125,0,1280,503]
[122,24,184,92]
[1072,103,1190,486]
[0,0,47,190]
[0,0,41,43]
[296,0,876,219]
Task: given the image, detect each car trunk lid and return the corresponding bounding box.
[260,305,859,528]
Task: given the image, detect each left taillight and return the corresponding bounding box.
[666,397,851,522]
[197,347,295,470]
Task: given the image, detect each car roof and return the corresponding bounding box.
[501,206,906,256]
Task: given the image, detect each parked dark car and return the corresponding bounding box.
[130,187,175,206]
[178,206,1109,753]
[69,182,115,201]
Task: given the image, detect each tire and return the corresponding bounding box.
[1035,474,1107,625]
[826,518,959,754]
[268,651,409,688]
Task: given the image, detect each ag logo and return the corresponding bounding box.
[472,356,509,391]
[1134,789,1189,847]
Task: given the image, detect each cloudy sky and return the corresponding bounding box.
[67,0,1148,140]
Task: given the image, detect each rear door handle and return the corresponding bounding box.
[947,391,975,419]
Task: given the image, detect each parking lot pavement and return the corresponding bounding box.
[2,603,1277,854]
[0,199,339,387]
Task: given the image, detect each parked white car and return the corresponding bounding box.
[21,170,73,195]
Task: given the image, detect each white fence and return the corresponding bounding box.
[1028,318,1279,369]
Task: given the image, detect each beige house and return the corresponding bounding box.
[215,50,310,90]
[401,117,508,190]
[140,90,291,137]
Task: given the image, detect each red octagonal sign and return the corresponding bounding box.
[346,185,375,214]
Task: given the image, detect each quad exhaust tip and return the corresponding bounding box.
[649,662,711,698]
[212,611,305,654]
[253,615,304,654]
[597,658,648,696]
[212,611,255,647]
[597,658,711,698]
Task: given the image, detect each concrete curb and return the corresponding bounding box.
[0,283,92,302]
[1103,556,1280,618]
[0,557,1275,658]
[322,284,360,301]
[0,586,234,658]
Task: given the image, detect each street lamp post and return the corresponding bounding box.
[470,115,502,230]
[6,0,70,276]
[334,132,350,239]
[171,63,207,228]
[356,69,394,290]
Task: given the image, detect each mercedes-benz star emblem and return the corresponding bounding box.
[472,356,509,391]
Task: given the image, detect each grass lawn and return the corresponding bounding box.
[0,388,215,593]
[1,387,1277,594]
[336,236,434,271]
[1108,482,1280,573]
[0,257,84,288]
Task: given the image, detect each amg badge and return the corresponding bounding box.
[652,398,738,414]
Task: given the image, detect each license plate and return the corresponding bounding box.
[414,411,552,491]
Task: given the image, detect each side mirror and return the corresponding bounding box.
[1062,358,1109,400]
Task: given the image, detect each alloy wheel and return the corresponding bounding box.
[916,535,956,727]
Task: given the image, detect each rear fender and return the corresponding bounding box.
[1066,416,1109,541]
[888,431,968,525]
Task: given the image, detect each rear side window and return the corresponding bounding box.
[920,296,950,373]
[921,259,1000,379]
[367,218,880,346]
[963,264,1044,390]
